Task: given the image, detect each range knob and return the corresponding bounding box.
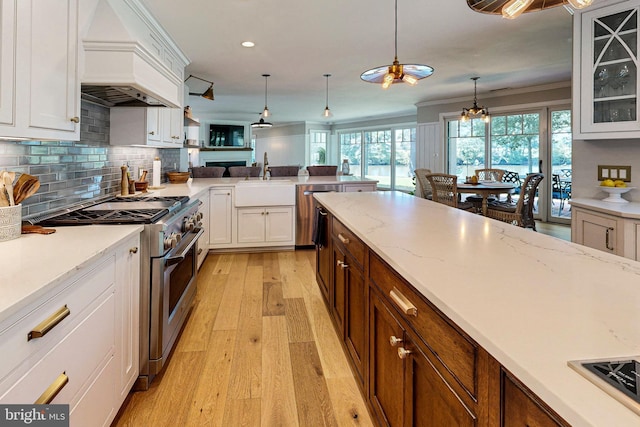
[196,212,203,222]
[164,232,179,249]
[182,217,195,232]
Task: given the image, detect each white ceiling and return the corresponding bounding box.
[142,0,574,125]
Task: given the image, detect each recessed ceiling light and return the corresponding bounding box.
[241,41,255,48]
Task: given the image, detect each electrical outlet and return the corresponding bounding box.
[598,165,631,181]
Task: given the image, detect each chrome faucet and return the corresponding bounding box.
[263,152,269,180]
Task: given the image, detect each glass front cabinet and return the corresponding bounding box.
[574,0,640,139]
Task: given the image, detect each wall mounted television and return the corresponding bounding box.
[209,124,245,147]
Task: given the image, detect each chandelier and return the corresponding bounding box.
[251,74,273,129]
[460,77,490,123]
[466,0,594,19]
[360,0,434,88]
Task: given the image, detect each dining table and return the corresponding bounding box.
[458,181,515,216]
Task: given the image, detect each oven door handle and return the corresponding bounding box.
[165,228,203,267]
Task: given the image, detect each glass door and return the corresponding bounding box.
[548,109,572,223]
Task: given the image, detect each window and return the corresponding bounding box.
[309,130,329,165]
[339,126,416,191]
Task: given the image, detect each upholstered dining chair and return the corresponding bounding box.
[191,166,225,178]
[228,166,261,177]
[425,173,474,211]
[268,166,300,177]
[414,168,432,199]
[307,165,338,176]
[485,173,544,230]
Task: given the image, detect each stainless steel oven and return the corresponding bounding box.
[149,223,202,380]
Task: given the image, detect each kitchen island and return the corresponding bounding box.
[314,190,640,426]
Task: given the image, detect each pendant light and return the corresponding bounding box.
[460,77,490,123]
[466,0,594,19]
[251,74,273,129]
[360,0,434,89]
[261,74,271,118]
[184,75,214,100]
[322,74,333,118]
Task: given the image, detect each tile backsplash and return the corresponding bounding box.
[0,101,182,219]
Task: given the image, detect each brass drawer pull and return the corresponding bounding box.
[338,233,350,244]
[129,246,138,254]
[389,288,417,316]
[28,305,70,341]
[69,116,79,123]
[605,227,614,251]
[35,372,68,404]
[337,260,349,269]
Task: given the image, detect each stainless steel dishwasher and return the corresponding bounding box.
[296,183,342,246]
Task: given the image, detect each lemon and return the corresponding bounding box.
[601,179,615,187]
[615,180,627,188]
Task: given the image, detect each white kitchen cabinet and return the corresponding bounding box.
[573,0,640,139]
[110,107,183,148]
[197,191,210,268]
[0,0,80,141]
[0,234,140,427]
[236,206,294,246]
[572,208,624,255]
[342,183,377,192]
[114,235,140,404]
[210,187,233,247]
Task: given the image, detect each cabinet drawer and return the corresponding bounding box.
[369,252,478,399]
[0,288,115,405]
[0,255,115,382]
[332,218,365,267]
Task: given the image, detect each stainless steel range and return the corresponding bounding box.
[34,195,203,390]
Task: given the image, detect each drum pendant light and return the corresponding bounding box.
[466,0,594,19]
[360,0,434,88]
[322,74,333,118]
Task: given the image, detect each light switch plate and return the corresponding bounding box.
[598,165,631,182]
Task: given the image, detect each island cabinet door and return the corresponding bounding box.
[369,288,405,427]
[344,256,366,384]
[403,331,477,427]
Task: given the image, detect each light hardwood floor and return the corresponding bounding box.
[112,250,373,427]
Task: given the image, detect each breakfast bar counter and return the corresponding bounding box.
[315,190,640,426]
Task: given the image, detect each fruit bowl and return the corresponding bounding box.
[598,186,635,203]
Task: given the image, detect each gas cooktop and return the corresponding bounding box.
[37,195,191,225]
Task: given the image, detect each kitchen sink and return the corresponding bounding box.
[234,180,295,206]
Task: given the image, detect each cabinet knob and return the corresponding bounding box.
[389,335,403,347]
[129,247,138,254]
[397,347,412,359]
[69,116,79,123]
[149,131,155,135]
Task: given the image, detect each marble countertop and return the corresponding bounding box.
[145,175,377,199]
[572,197,640,219]
[0,225,143,324]
[315,191,640,426]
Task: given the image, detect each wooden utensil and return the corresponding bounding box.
[3,171,15,205]
[140,169,148,182]
[21,224,56,235]
[0,181,8,207]
[13,174,40,205]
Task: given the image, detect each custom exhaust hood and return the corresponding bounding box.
[81,0,187,108]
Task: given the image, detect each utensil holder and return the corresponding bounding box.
[0,204,21,242]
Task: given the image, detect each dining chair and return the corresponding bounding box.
[425,173,474,211]
[228,166,261,177]
[475,168,506,182]
[485,173,544,230]
[413,168,432,199]
[501,170,522,202]
[268,166,300,177]
[307,165,338,176]
[552,174,571,213]
[190,166,225,178]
